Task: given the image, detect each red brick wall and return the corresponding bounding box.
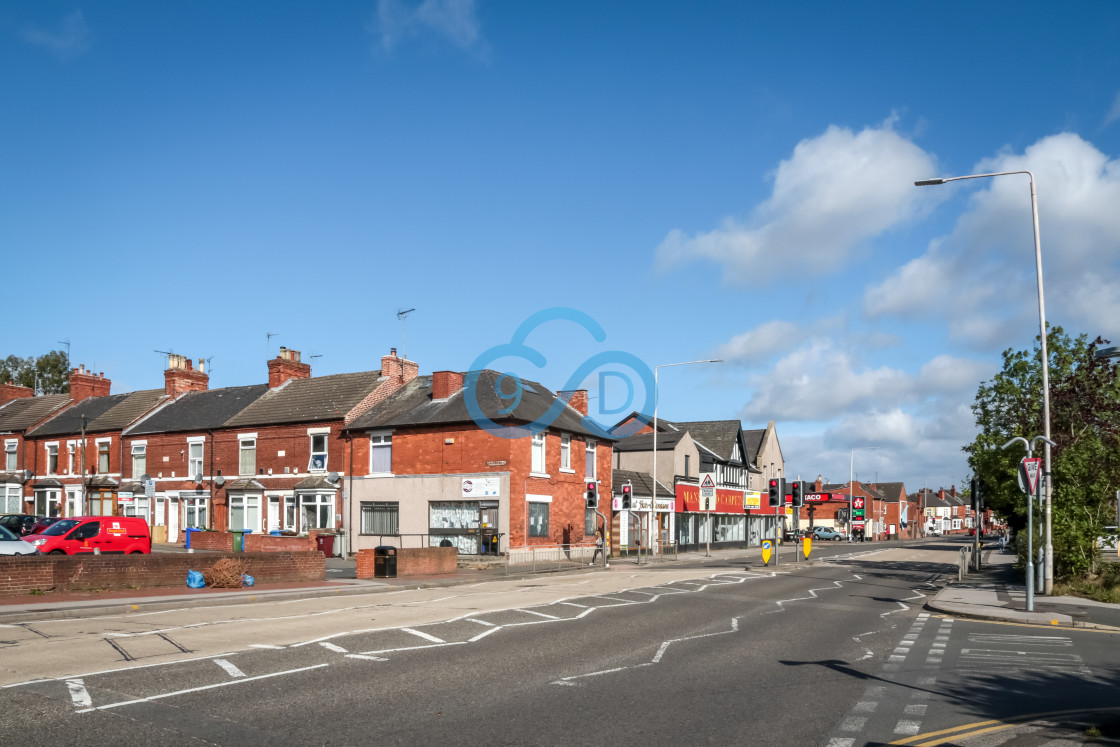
[0,384,33,403]
[185,530,319,553]
[0,551,325,596]
[187,530,234,551]
[355,547,456,578]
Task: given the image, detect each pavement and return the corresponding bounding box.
[925,542,1120,630]
[3,538,1119,630]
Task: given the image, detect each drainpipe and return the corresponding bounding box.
[80,415,87,515]
[208,430,215,530]
[346,433,354,559]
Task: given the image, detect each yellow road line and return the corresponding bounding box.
[889,706,1120,745]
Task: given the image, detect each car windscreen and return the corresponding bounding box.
[0,525,18,541]
[42,519,81,537]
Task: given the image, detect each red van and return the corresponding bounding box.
[25,516,151,555]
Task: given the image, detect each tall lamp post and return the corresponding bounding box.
[850,446,880,540]
[650,359,722,559]
[915,171,1053,595]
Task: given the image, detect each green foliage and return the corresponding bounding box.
[0,350,70,393]
[965,327,1120,579]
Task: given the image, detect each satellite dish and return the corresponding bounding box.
[140,473,152,483]
[194,473,204,484]
[327,472,340,484]
[214,475,226,487]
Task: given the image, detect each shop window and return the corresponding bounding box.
[528,502,549,537]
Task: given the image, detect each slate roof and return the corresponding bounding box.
[611,468,671,497]
[868,482,907,503]
[612,430,687,453]
[224,371,382,428]
[663,420,744,463]
[27,390,166,438]
[126,384,269,435]
[0,394,71,432]
[345,371,607,438]
[742,428,765,463]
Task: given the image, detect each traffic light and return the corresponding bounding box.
[768,478,785,508]
[621,482,632,510]
[586,482,598,508]
[790,480,804,507]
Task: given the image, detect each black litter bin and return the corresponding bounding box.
[374,546,397,578]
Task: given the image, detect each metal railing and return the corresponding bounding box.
[616,541,679,564]
[505,543,602,574]
[367,532,505,556]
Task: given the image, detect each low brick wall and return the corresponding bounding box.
[356,547,457,579]
[185,531,318,553]
[0,552,325,597]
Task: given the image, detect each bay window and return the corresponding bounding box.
[229,494,261,531]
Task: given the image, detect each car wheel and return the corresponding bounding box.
[49,549,66,555]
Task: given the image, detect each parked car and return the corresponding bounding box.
[0,514,41,537]
[0,525,38,555]
[24,516,151,555]
[29,517,63,535]
[1098,526,1118,550]
[811,527,846,541]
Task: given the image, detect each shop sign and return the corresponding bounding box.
[462,477,500,497]
[744,491,761,509]
[630,497,673,512]
[676,483,746,513]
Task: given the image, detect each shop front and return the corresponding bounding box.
[616,496,674,552]
[674,485,776,550]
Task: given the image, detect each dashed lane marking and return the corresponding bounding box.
[66,679,91,708]
[214,658,245,678]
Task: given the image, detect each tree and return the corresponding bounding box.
[0,350,70,394]
[964,327,1120,578]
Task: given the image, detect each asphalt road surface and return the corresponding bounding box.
[2,540,1118,746]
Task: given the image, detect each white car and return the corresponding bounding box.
[1097,526,1118,550]
[0,525,38,555]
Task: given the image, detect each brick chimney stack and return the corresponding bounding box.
[268,347,311,388]
[164,354,210,397]
[560,389,588,416]
[70,365,111,402]
[381,348,420,387]
[432,371,465,400]
[0,383,34,404]
[938,487,946,501]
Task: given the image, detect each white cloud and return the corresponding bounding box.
[22,10,91,60]
[866,132,1120,347]
[716,320,801,363]
[656,116,943,283]
[371,0,484,54]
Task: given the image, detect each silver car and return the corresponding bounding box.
[0,525,38,555]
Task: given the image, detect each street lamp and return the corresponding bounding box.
[850,446,880,540]
[915,170,1053,594]
[650,359,722,560]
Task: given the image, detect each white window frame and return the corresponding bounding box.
[187,437,205,479]
[131,441,147,478]
[229,493,262,531]
[585,438,597,480]
[530,432,547,476]
[183,496,208,529]
[299,492,334,531]
[560,434,572,472]
[308,427,329,472]
[369,432,392,475]
[239,434,257,476]
[3,484,21,513]
[67,441,78,475]
[3,439,15,472]
[46,442,59,475]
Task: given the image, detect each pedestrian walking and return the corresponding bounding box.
[590,529,605,566]
[999,532,1007,554]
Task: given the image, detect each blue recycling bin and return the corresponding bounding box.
[184,527,199,549]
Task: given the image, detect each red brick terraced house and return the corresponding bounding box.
[22,367,167,519]
[159,347,419,551]
[0,385,70,514]
[343,369,613,556]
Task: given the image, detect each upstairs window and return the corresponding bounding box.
[188,440,204,479]
[46,444,58,475]
[309,433,328,472]
[531,432,546,475]
[4,440,15,471]
[67,442,76,474]
[98,442,110,473]
[585,439,597,479]
[560,434,571,471]
[370,434,392,474]
[239,438,256,475]
[132,443,146,478]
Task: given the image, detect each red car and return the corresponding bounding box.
[29,516,63,535]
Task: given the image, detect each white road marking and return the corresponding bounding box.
[904,704,928,716]
[894,720,922,735]
[840,716,867,731]
[318,642,348,653]
[249,644,285,649]
[516,608,560,619]
[853,701,878,713]
[401,628,444,643]
[346,654,388,661]
[3,652,242,688]
[214,659,245,678]
[827,739,856,747]
[67,679,91,708]
[466,618,496,626]
[75,664,329,713]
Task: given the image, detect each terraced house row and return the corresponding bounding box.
[2,346,803,556]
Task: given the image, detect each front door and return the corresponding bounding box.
[268,496,281,532]
[167,500,180,544]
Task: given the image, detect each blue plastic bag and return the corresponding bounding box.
[187,569,205,588]
[242,574,255,587]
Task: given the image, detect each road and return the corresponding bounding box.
[2,539,1118,745]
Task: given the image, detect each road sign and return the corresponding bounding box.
[700,473,716,509]
[802,537,812,558]
[761,540,772,566]
[1019,457,1041,495]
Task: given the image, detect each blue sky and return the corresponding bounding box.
[4,1,1120,493]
